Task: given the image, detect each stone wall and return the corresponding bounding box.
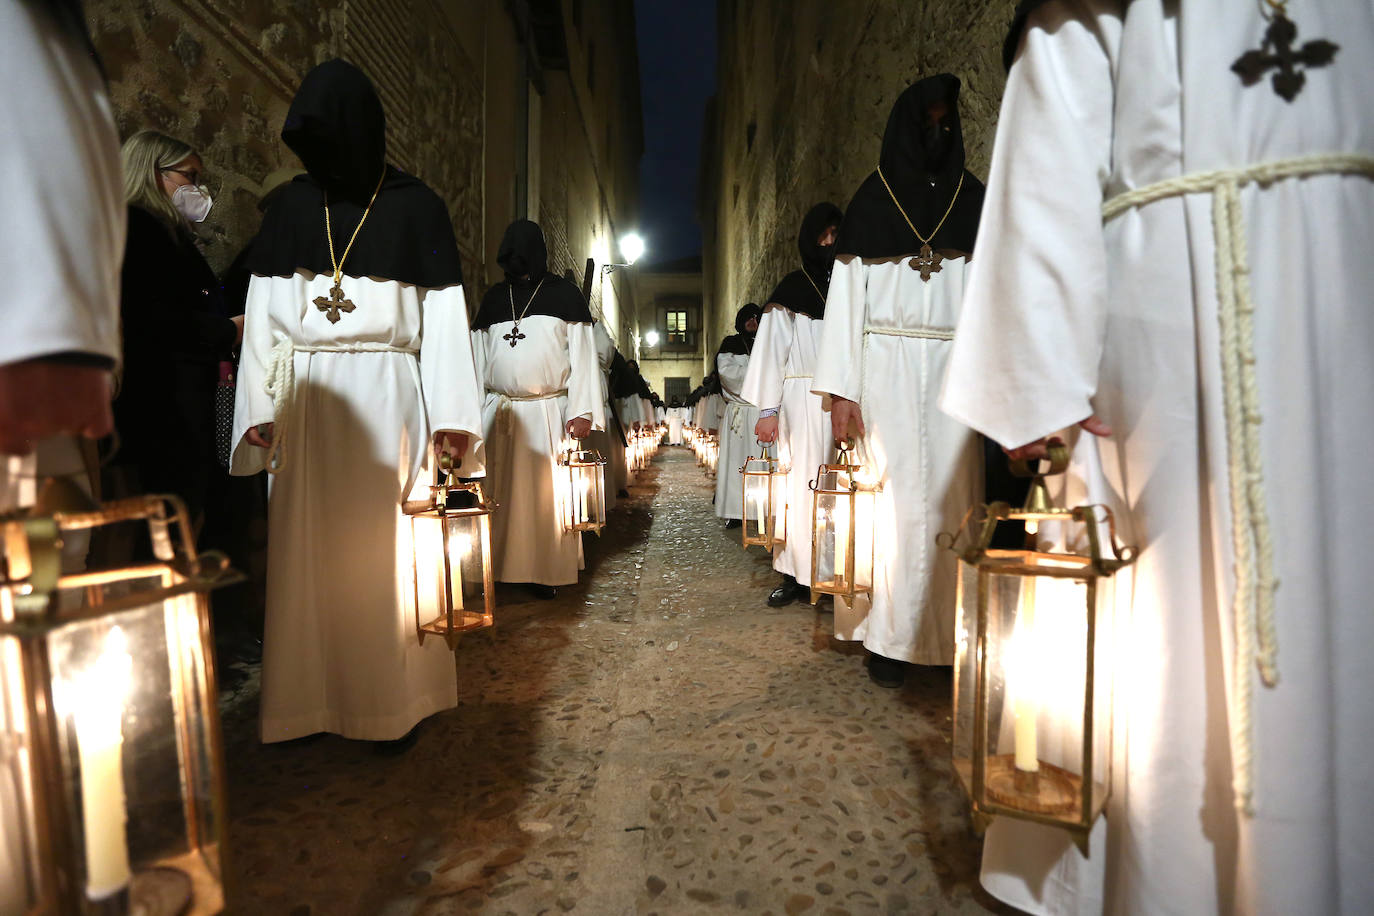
[701,0,1018,355]
[87,0,641,349]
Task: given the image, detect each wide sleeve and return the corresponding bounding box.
[565,322,607,431]
[0,6,124,368]
[717,352,753,403]
[741,306,795,411]
[229,274,284,476]
[420,283,485,476]
[939,3,1116,449]
[811,257,868,403]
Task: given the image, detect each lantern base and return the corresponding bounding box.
[983,755,1080,816]
[418,610,493,645]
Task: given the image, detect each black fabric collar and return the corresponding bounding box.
[244,169,463,288]
[470,272,593,331]
[767,267,830,320]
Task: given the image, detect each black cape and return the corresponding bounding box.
[246,59,463,288]
[767,202,844,319]
[835,74,984,260]
[715,302,762,358]
[471,220,592,330]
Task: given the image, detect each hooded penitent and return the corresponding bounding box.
[765,202,844,318]
[716,302,763,358]
[834,73,984,261]
[471,219,593,330]
[246,59,462,288]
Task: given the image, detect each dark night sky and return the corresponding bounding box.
[633,0,716,265]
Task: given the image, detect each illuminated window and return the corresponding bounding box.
[666,311,689,344]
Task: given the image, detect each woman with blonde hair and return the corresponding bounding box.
[108,129,241,531]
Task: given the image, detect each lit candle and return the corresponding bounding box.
[834,497,850,586]
[1013,520,1040,774]
[71,626,133,900]
[756,491,766,535]
[578,475,590,524]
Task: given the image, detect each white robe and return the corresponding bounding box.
[939,3,1374,914]
[1,10,125,910]
[741,307,831,586]
[813,257,980,663]
[474,316,605,586]
[231,272,484,743]
[714,349,760,520]
[667,408,685,445]
[589,324,622,511]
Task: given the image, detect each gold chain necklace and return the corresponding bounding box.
[876,165,964,282]
[312,172,386,323]
[504,276,547,347]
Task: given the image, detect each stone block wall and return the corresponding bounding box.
[701,0,1019,356]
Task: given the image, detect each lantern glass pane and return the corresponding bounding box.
[771,469,788,547]
[1,594,41,913]
[412,515,449,622]
[46,577,223,905]
[813,489,841,588]
[977,568,1099,827]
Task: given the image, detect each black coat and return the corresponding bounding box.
[111,206,237,516]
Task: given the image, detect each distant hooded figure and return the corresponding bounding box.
[741,202,844,608]
[712,303,764,526]
[470,219,606,598]
[230,58,486,745]
[812,73,984,688]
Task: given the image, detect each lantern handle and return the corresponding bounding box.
[937,504,979,553]
[1078,503,1139,565]
[1008,439,1071,478]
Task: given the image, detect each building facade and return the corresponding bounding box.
[699,0,1018,351]
[630,256,705,403]
[87,0,643,347]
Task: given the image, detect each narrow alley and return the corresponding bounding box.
[220,448,1004,914]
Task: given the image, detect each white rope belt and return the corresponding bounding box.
[489,388,568,443]
[1103,151,1374,816]
[863,324,955,341]
[263,339,418,475]
[783,374,813,380]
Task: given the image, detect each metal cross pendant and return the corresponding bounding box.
[1231,12,1339,102]
[503,324,526,347]
[313,285,355,324]
[910,243,944,282]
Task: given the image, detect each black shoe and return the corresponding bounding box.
[866,653,906,689]
[373,724,421,756]
[767,576,803,607]
[526,583,558,600]
[724,518,742,530]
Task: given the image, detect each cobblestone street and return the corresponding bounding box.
[221,447,1007,915]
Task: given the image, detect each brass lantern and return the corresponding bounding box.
[740,442,782,551]
[703,436,720,478]
[1,493,239,915]
[559,447,607,534]
[403,460,496,650]
[940,446,1135,848]
[808,441,880,602]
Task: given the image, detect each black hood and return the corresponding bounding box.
[835,74,984,261]
[245,60,462,288]
[799,202,844,275]
[282,59,387,202]
[767,203,844,319]
[717,303,762,361]
[472,220,592,330]
[497,219,549,280]
[735,303,762,336]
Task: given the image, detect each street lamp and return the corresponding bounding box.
[601,232,646,275]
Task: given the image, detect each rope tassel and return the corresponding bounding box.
[1103,152,1374,816]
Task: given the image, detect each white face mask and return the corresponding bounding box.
[171,183,213,223]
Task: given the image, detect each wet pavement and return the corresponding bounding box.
[220,447,1009,915]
